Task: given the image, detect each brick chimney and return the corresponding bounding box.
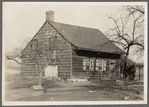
[46,11,54,22]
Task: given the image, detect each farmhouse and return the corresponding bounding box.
[21,11,124,80]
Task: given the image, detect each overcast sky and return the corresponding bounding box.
[3,2,146,63]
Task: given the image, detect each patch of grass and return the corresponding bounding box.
[5,66,144,101]
[6,76,39,90]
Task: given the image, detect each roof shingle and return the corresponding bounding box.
[50,21,124,54]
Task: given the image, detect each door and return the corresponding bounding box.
[45,65,58,78]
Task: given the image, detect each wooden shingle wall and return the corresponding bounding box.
[115,60,121,79]
[71,51,89,78]
[21,21,72,79]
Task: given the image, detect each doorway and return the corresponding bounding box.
[44,65,58,78]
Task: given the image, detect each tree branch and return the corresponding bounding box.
[6,54,21,64]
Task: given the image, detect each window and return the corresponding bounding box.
[110,60,115,71]
[103,60,107,71]
[96,59,103,71]
[102,60,112,71]
[83,58,104,71]
[83,59,90,70]
[83,58,113,72]
[91,59,95,71]
[83,59,86,70]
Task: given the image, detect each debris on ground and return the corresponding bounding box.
[32,85,44,91]
[69,78,89,83]
[59,78,89,83]
[89,91,96,93]
[124,96,130,100]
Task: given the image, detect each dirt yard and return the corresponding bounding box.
[5,66,144,101]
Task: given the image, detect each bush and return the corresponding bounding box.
[41,76,55,88]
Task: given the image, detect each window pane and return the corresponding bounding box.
[83,59,86,66]
[99,60,102,66]
[96,60,99,66]
[86,62,90,66]
[92,60,94,66]
[83,58,90,71]
[96,63,99,66]
[92,62,94,66]
[104,60,106,67]
[86,59,90,66]
[96,67,99,71]
[104,67,106,71]
[83,62,86,66]
[106,60,110,66]
[83,66,86,70]
[99,67,102,70]
[110,65,114,70]
[86,66,90,70]
[91,67,94,71]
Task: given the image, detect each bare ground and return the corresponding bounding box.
[5,66,144,101]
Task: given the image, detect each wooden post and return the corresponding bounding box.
[94,58,96,72]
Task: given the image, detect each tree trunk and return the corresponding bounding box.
[123,47,130,89]
[38,63,49,85]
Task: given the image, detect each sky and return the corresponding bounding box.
[3,2,147,63]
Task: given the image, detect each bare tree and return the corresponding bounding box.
[5,38,31,64]
[21,35,67,87]
[106,5,144,87]
[5,36,63,87]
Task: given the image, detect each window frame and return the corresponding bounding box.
[83,58,90,71]
[96,59,103,71]
[83,58,104,71]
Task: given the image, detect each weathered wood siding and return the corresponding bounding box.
[71,50,121,80]
[21,21,72,79]
[71,51,89,78]
[115,60,121,79]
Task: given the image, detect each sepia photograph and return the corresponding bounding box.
[2,2,148,105]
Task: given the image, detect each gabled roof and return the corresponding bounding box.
[49,21,124,54]
[22,20,124,55]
